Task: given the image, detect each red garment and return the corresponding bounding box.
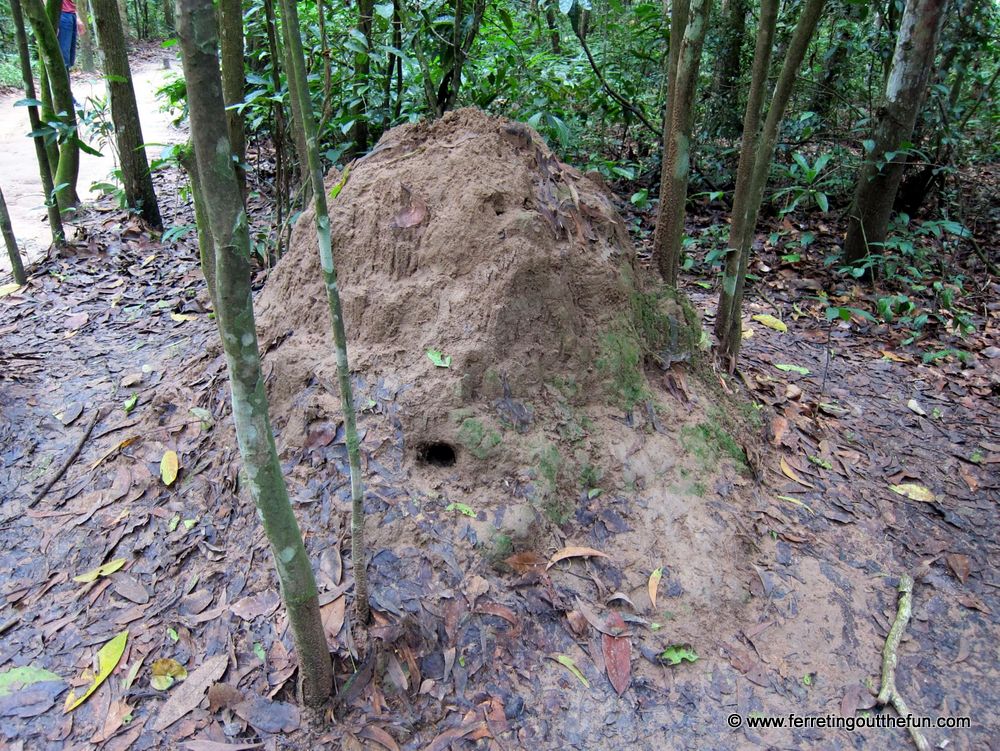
[61,0,76,11]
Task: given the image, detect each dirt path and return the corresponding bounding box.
[0,54,184,275]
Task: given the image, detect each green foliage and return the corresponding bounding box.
[0,55,23,88]
[833,214,977,346]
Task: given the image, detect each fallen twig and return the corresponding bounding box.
[29,406,105,508]
[876,574,930,751]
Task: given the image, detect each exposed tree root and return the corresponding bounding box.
[877,574,930,751]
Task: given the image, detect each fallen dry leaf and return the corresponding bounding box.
[779,457,815,489]
[152,654,228,732]
[889,483,935,503]
[945,554,971,584]
[601,612,631,695]
[648,568,662,611]
[504,551,547,573]
[546,546,609,570]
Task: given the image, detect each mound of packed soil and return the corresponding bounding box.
[257,108,676,459]
[254,109,758,698]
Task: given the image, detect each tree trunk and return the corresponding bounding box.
[653,0,714,284]
[709,0,748,136]
[38,0,65,184]
[176,0,332,707]
[277,0,370,625]
[276,0,310,202]
[842,0,948,267]
[261,0,288,256]
[808,12,852,118]
[716,0,827,366]
[0,188,27,285]
[545,6,561,53]
[162,0,173,30]
[10,0,64,245]
[663,0,690,144]
[77,0,98,72]
[218,0,247,194]
[23,0,81,211]
[351,0,374,154]
[92,0,162,228]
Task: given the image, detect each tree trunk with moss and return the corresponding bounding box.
[77,0,97,72]
[278,0,370,624]
[176,0,332,707]
[653,0,714,285]
[11,0,64,246]
[219,0,247,193]
[716,0,827,366]
[842,0,948,268]
[92,0,162,227]
[709,0,748,136]
[23,0,81,211]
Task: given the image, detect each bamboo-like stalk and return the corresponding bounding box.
[22,0,82,211]
[0,188,27,285]
[176,0,332,705]
[716,0,827,366]
[10,0,64,246]
[277,0,370,624]
[713,0,778,344]
[653,0,714,284]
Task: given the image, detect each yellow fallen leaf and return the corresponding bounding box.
[880,350,907,362]
[140,254,157,267]
[780,457,815,489]
[742,327,754,340]
[546,546,610,570]
[889,483,935,502]
[169,312,197,322]
[64,631,128,712]
[72,558,127,583]
[648,568,662,610]
[751,314,788,333]
[149,658,188,690]
[0,283,24,298]
[777,495,814,514]
[161,450,179,486]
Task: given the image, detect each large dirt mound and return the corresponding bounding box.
[257,108,664,453]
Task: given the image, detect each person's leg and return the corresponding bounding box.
[68,14,78,68]
[57,12,75,69]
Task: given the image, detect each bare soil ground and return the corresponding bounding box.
[0,106,997,751]
[0,49,183,274]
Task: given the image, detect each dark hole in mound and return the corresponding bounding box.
[417,442,457,467]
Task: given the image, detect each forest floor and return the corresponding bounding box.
[0,81,997,751]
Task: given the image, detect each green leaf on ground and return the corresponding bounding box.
[553,655,589,687]
[0,666,62,697]
[660,644,699,665]
[775,363,810,375]
[426,349,452,368]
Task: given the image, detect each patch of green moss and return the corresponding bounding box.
[457,417,502,459]
[532,442,573,523]
[597,323,648,410]
[482,532,514,566]
[680,414,748,471]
